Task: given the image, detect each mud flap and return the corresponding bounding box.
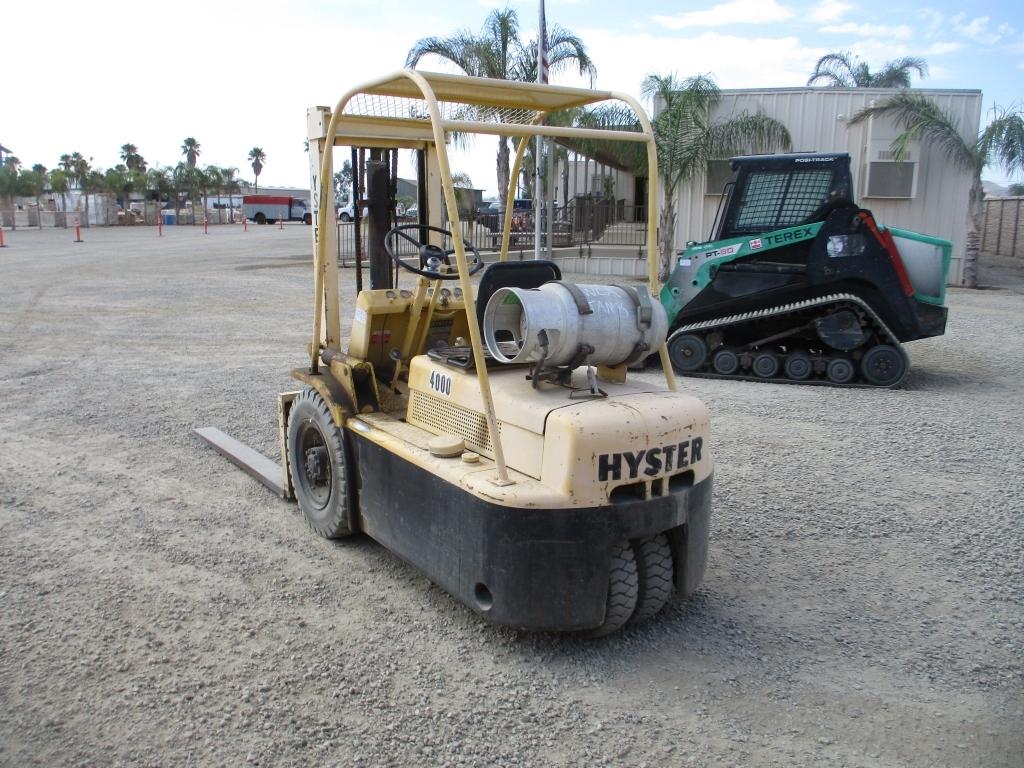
[666,476,713,596]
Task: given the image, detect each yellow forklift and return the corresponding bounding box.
[200,71,713,634]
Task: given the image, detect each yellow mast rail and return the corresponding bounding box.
[309,69,676,487]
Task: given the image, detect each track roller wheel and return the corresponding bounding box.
[712,348,740,375]
[586,540,638,637]
[752,352,779,379]
[784,352,813,380]
[860,344,907,387]
[826,358,855,385]
[286,387,356,539]
[668,334,708,373]
[630,534,674,623]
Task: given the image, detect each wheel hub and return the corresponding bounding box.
[304,446,329,485]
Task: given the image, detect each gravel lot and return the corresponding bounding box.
[1,224,1021,767]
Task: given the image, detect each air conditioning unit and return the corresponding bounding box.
[863,107,918,198]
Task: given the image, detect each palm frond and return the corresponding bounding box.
[980,105,1024,178]
[708,113,792,157]
[850,92,978,172]
[807,52,856,87]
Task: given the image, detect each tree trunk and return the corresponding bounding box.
[60,192,67,228]
[36,195,43,229]
[963,176,983,288]
[254,175,259,194]
[496,136,510,204]
[658,188,677,283]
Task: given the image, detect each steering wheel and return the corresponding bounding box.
[384,224,485,281]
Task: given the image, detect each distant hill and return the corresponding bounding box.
[983,180,1009,197]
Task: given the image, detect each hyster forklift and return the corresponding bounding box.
[662,153,952,388]
[201,71,714,635]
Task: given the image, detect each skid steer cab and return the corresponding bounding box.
[205,71,714,635]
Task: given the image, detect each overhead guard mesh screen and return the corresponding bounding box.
[732,169,834,232]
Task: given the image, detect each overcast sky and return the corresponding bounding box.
[4,0,1022,195]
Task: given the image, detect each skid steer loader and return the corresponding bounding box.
[662,153,951,387]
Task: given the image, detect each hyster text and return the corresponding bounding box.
[598,437,703,482]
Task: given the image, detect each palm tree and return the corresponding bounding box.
[248,147,265,193]
[851,95,1024,287]
[79,169,106,227]
[406,7,595,203]
[807,52,928,88]
[219,166,241,222]
[146,166,174,222]
[181,137,201,167]
[49,169,70,227]
[120,143,147,172]
[17,169,46,229]
[69,153,92,223]
[640,73,791,280]
[206,165,223,219]
[0,164,17,227]
[105,165,136,223]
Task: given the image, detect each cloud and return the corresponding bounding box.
[654,0,792,29]
[808,0,851,24]
[923,41,963,55]
[950,14,1011,45]
[820,22,913,40]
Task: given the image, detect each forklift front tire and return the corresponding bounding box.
[286,388,356,539]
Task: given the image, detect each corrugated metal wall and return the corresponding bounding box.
[670,88,983,286]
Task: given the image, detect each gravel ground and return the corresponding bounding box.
[1,225,1021,767]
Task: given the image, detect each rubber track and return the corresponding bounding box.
[671,292,910,389]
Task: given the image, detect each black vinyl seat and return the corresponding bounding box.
[475,259,562,329]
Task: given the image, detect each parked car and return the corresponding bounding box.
[337,201,356,222]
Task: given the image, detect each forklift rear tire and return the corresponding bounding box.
[630,534,674,623]
[587,540,638,637]
[286,388,356,539]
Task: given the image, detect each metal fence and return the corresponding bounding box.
[336,197,648,265]
[982,197,1024,260]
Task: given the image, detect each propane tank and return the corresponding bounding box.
[482,282,668,368]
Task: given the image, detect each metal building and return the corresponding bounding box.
[671,87,983,286]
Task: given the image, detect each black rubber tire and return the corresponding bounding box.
[712,348,740,375]
[784,352,813,380]
[340,213,352,223]
[630,534,674,623]
[254,212,266,225]
[860,344,906,387]
[586,540,638,637]
[668,334,708,373]
[826,357,855,384]
[303,213,312,225]
[286,388,356,539]
[752,352,779,378]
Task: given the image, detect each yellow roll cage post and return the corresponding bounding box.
[306,70,677,486]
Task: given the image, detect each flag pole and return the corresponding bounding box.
[533,0,547,260]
